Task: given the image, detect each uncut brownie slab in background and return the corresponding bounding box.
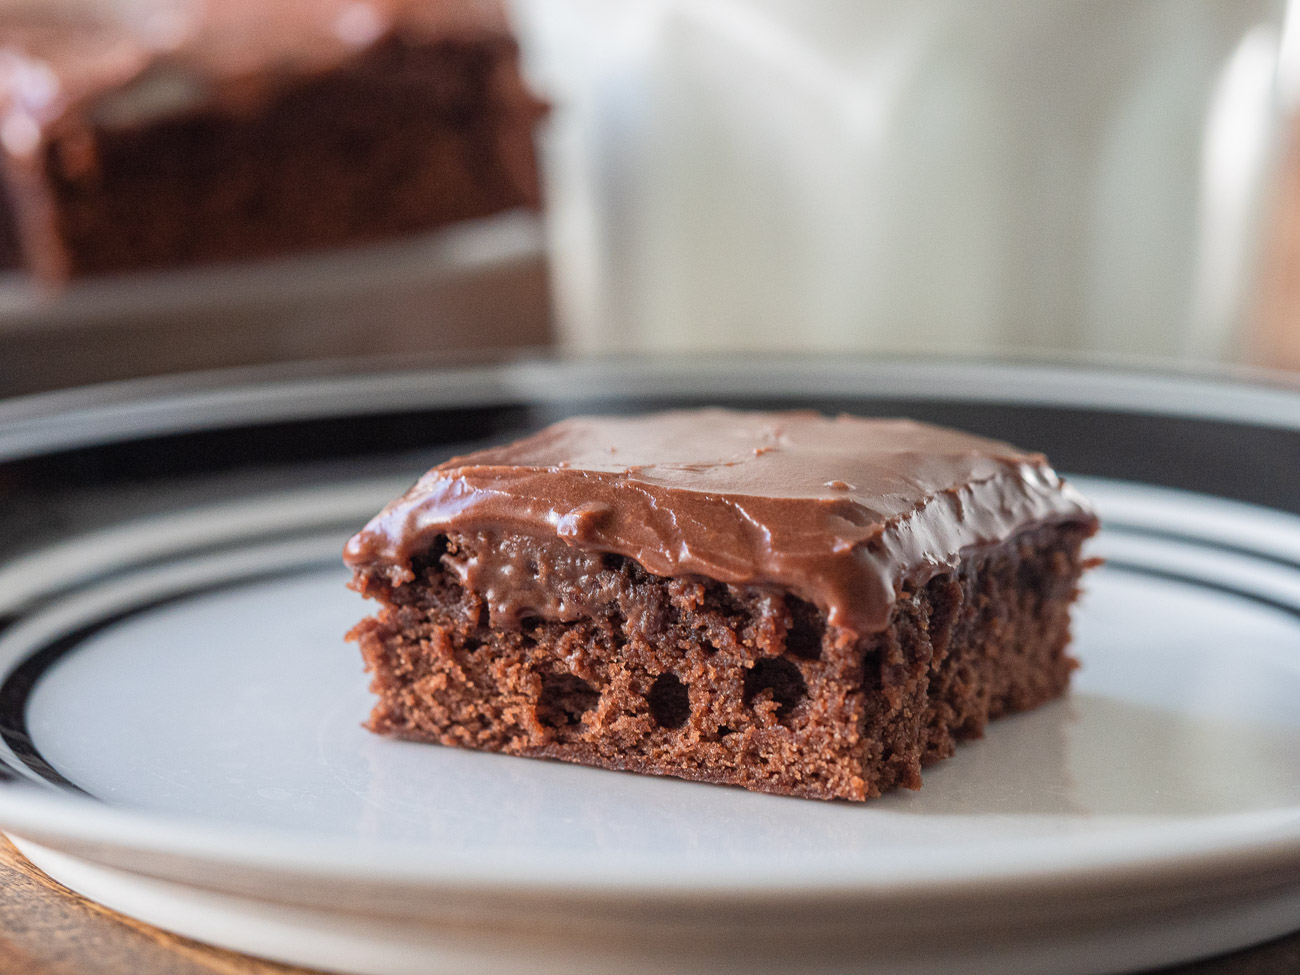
[345,409,1098,801]
[0,0,545,283]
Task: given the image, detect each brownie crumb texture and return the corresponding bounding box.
[348,522,1092,801]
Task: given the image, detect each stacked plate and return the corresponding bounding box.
[0,359,1297,975]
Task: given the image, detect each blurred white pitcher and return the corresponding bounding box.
[512,0,1290,362]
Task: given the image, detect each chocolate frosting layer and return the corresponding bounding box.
[345,409,1097,637]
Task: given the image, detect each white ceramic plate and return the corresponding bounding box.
[0,360,1297,975]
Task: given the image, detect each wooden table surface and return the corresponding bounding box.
[0,837,318,975]
[0,835,1294,975]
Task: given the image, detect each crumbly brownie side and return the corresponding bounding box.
[348,521,1093,802]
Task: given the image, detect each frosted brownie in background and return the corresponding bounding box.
[0,0,545,283]
[0,0,551,395]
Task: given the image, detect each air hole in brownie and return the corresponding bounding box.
[926,578,962,658]
[518,616,541,648]
[526,558,539,576]
[708,584,748,620]
[717,725,735,738]
[784,600,824,660]
[602,608,627,636]
[410,535,450,579]
[861,648,882,692]
[537,674,599,728]
[743,657,807,718]
[462,636,482,653]
[601,553,625,571]
[647,674,690,729]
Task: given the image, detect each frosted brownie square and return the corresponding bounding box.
[0,0,545,282]
[345,409,1098,801]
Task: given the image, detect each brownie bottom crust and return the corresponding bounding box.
[348,523,1094,801]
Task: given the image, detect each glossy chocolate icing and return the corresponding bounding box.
[346,409,1097,639]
